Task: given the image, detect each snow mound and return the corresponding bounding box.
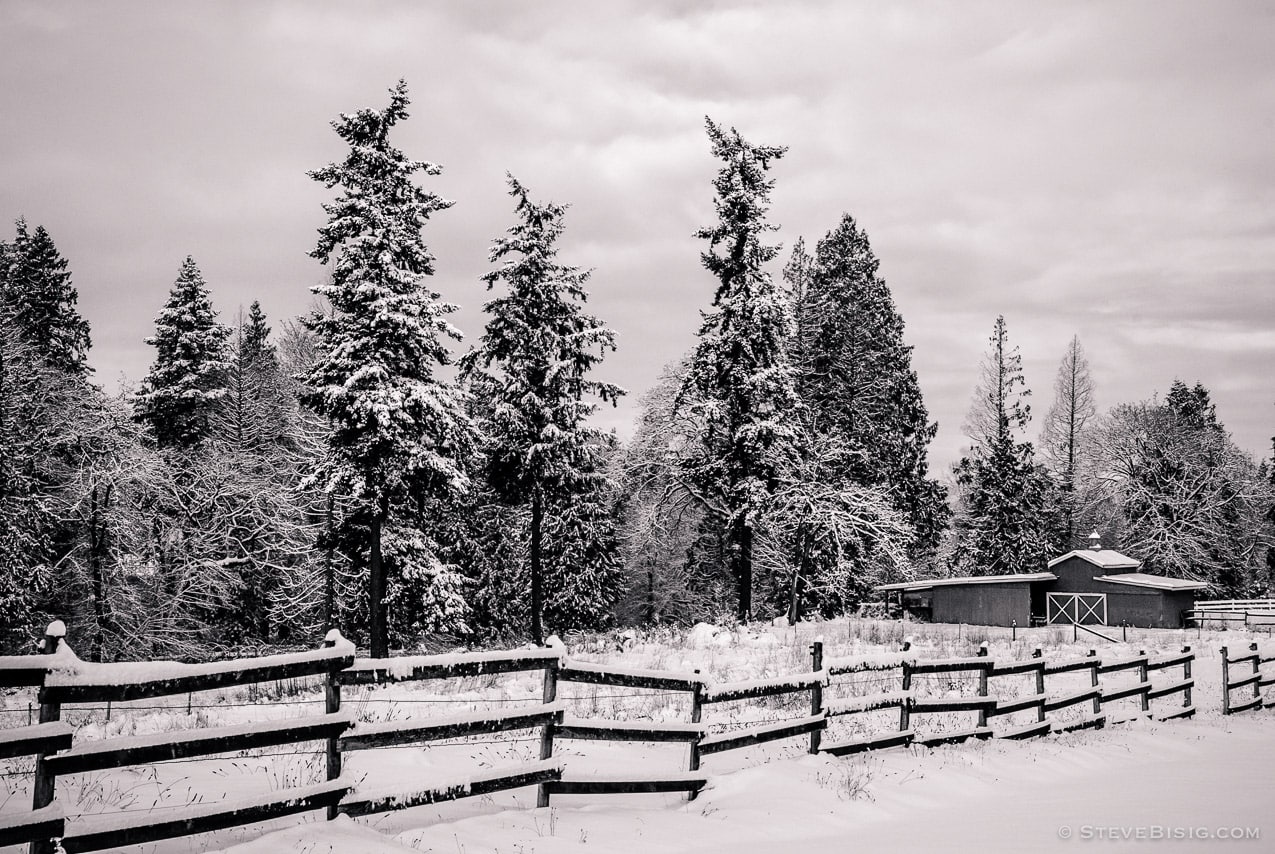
[686,623,731,648]
[214,815,417,853]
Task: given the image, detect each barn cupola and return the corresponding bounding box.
[1087,531,1102,551]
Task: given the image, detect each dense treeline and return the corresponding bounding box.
[1,83,1271,655]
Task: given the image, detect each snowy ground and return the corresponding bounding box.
[2,618,1272,853]
[222,715,1275,854]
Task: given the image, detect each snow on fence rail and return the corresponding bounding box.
[819,639,1195,755]
[333,644,565,812]
[21,627,357,854]
[0,625,71,848]
[1220,642,1275,715]
[0,624,1203,852]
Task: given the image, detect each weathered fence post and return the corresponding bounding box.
[898,638,913,733]
[1181,645,1193,711]
[687,669,704,800]
[809,641,823,754]
[31,620,65,854]
[537,655,559,809]
[1221,645,1231,715]
[1138,649,1150,715]
[1032,648,1046,723]
[976,642,990,729]
[1250,641,1261,706]
[323,629,344,820]
[1086,649,1102,722]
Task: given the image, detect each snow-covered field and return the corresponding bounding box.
[2,618,1272,853]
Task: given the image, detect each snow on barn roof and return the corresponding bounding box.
[1047,549,1141,570]
[876,572,1056,593]
[1095,573,1209,591]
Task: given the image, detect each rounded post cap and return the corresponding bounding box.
[45,620,67,639]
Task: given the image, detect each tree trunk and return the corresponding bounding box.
[89,485,108,662]
[530,486,544,644]
[322,494,335,634]
[733,516,753,622]
[368,502,387,659]
[787,563,801,625]
[787,534,808,625]
[645,562,656,624]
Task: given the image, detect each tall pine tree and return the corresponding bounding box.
[796,213,948,557]
[0,220,105,651]
[463,175,624,642]
[953,316,1059,575]
[134,257,230,449]
[683,118,801,621]
[0,219,92,376]
[304,80,478,656]
[220,301,292,451]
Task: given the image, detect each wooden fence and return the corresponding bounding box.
[0,625,1200,853]
[1220,642,1275,715]
[1188,599,1275,630]
[818,640,1194,757]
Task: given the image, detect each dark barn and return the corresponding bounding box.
[878,535,1207,629]
[877,573,1056,628]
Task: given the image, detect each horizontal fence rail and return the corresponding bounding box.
[0,624,1208,852]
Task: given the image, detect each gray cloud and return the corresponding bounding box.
[1,0,1271,474]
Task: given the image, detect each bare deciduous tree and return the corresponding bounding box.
[1040,335,1097,546]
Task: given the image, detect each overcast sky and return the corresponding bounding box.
[2,0,1272,475]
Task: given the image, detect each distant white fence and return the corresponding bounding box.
[1187,599,1275,630]
[1194,599,1275,613]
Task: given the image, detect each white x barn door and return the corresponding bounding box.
[1046,593,1108,626]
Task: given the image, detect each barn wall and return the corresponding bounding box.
[1104,588,1195,628]
[932,583,1030,627]
[1050,558,1107,593]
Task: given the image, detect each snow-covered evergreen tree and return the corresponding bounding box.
[220,301,292,452]
[783,238,816,389]
[797,213,949,557]
[953,316,1059,575]
[541,438,624,633]
[463,175,623,642]
[304,80,478,655]
[0,219,92,376]
[0,320,55,649]
[682,118,802,621]
[134,257,230,449]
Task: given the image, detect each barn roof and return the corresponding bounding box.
[1095,573,1209,591]
[1047,549,1141,570]
[876,572,1056,593]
